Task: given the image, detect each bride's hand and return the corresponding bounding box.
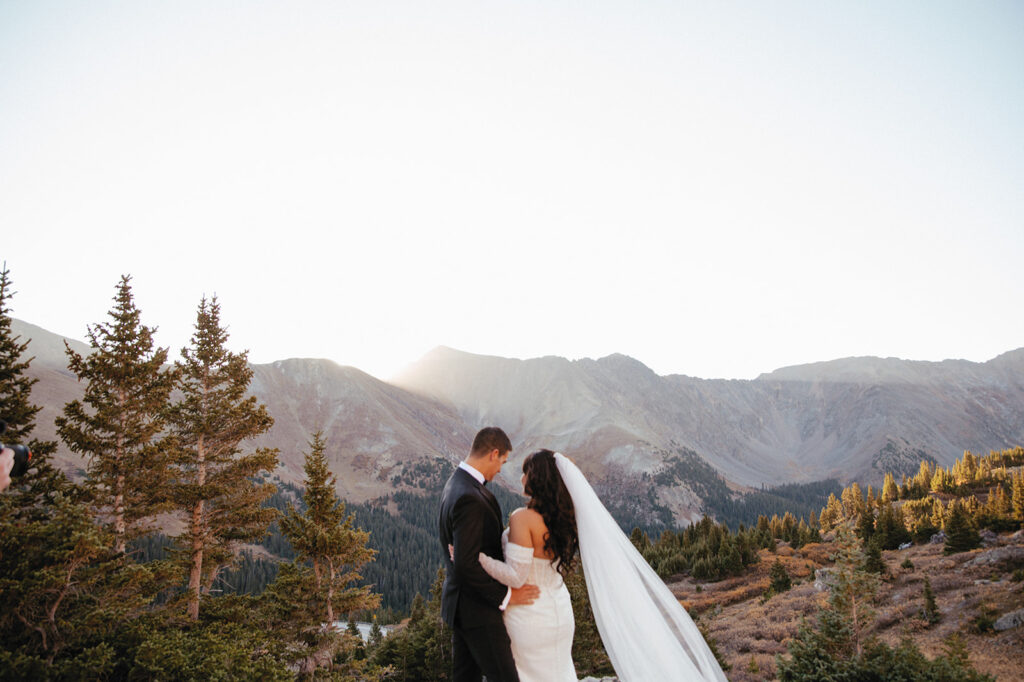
[448,544,454,562]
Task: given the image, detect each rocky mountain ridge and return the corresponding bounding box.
[12,319,472,503]
[12,319,1024,523]
[393,345,1024,488]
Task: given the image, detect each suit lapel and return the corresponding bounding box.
[481,484,501,522]
[454,467,501,524]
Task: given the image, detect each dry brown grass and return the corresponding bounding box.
[672,534,1024,681]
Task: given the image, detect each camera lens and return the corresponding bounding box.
[9,444,31,477]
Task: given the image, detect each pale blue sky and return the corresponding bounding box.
[2,1,1022,380]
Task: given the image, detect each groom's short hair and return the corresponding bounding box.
[471,427,511,457]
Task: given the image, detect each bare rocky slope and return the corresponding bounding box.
[13,318,1024,520]
[393,345,1024,488]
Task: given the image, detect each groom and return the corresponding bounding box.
[439,427,538,682]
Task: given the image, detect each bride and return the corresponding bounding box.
[477,449,728,682]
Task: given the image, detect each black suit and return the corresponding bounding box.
[439,467,519,682]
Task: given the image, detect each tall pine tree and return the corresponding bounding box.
[0,264,60,502]
[280,431,379,626]
[0,267,172,676]
[1012,471,1024,525]
[55,275,176,553]
[943,500,981,555]
[267,431,380,678]
[881,472,899,503]
[0,264,57,466]
[166,295,278,620]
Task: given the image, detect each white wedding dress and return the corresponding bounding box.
[480,529,577,682]
[479,454,727,682]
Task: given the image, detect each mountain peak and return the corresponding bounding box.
[593,353,658,378]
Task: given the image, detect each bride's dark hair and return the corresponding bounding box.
[523,449,578,579]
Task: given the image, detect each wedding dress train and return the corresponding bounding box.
[553,453,727,682]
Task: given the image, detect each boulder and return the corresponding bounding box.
[994,608,1024,632]
[979,529,999,547]
[929,530,947,544]
[814,567,834,592]
[965,546,1024,569]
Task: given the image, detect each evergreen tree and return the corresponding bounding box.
[1012,471,1024,524]
[768,558,791,595]
[272,432,380,677]
[281,431,379,626]
[923,575,940,625]
[819,493,843,529]
[346,613,366,661]
[629,526,651,551]
[912,461,934,497]
[881,472,899,503]
[855,506,875,543]
[841,482,864,519]
[0,264,63,507]
[370,568,450,681]
[0,263,58,467]
[943,501,981,555]
[862,538,886,575]
[826,528,877,657]
[930,498,947,530]
[55,275,176,553]
[777,528,882,680]
[166,296,278,620]
[874,503,912,550]
[368,619,383,649]
[931,468,956,493]
[0,471,175,675]
[0,272,173,676]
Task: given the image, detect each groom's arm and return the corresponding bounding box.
[508,584,540,605]
[450,496,510,608]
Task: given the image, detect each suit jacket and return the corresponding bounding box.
[438,467,508,628]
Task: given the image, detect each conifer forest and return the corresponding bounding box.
[1,267,1022,680]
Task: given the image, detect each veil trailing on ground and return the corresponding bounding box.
[554,453,728,682]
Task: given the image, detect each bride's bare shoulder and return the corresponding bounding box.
[509,507,544,527]
[509,506,531,521]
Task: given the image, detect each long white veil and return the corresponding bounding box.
[554,453,728,682]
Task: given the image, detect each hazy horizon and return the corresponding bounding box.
[11,314,1022,384]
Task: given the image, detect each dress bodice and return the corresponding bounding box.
[499,528,576,681]
[501,528,564,590]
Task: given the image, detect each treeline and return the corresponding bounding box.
[651,445,840,529]
[819,447,1024,555]
[0,270,380,680]
[631,509,823,582]
[710,478,841,530]
[595,445,838,539]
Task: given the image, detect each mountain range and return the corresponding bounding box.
[12,318,1024,523]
